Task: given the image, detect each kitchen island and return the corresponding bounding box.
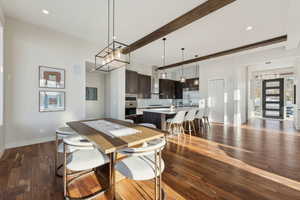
[143,107,198,130]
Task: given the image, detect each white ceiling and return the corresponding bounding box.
[0,0,289,68]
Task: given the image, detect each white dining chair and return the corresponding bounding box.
[55,126,77,177]
[138,123,157,129]
[184,109,197,136]
[124,119,134,123]
[62,135,110,200]
[116,138,166,200]
[166,111,186,136]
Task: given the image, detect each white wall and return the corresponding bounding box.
[105,67,125,120]
[85,72,105,119]
[4,18,98,148]
[196,46,300,125]
[0,5,5,156]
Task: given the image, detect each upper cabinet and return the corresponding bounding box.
[175,81,183,99]
[159,79,175,99]
[138,74,151,99]
[126,70,138,94]
[159,79,183,99]
[183,78,199,91]
[126,70,151,99]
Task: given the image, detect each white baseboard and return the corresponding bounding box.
[5,136,55,149]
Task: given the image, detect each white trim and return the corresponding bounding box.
[5,136,55,149]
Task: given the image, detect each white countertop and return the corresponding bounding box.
[143,107,198,115]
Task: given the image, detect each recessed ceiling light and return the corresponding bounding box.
[42,9,49,15]
[246,26,253,31]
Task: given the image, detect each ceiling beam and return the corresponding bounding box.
[157,35,288,70]
[122,0,236,54]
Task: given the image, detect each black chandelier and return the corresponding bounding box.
[94,0,130,72]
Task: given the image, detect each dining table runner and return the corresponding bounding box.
[82,120,141,138]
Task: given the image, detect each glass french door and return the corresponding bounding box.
[262,78,284,119]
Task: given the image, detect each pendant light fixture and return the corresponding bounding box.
[161,38,167,79]
[180,48,186,83]
[194,55,199,85]
[94,0,130,72]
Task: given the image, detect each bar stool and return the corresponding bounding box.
[138,123,157,128]
[184,109,197,136]
[116,138,166,200]
[195,109,205,129]
[166,111,186,136]
[55,127,77,177]
[63,135,110,200]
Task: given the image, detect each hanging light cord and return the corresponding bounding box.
[195,55,199,76]
[181,48,185,76]
[113,0,116,46]
[163,39,166,66]
[107,0,110,70]
[107,0,110,48]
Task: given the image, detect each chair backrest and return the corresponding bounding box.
[185,109,197,121]
[196,109,204,119]
[63,135,94,150]
[56,126,76,136]
[138,123,156,129]
[118,138,166,156]
[172,111,186,124]
[124,119,134,123]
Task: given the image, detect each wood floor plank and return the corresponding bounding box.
[1,119,300,200]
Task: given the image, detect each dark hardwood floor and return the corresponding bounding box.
[1,119,300,200]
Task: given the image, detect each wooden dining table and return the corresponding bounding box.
[67,118,166,200]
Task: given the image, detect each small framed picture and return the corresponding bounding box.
[39,91,65,112]
[86,87,98,101]
[39,66,65,88]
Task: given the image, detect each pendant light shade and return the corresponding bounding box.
[161,38,167,79]
[194,79,199,85]
[194,55,199,85]
[180,77,186,83]
[161,72,167,79]
[94,0,130,72]
[180,48,186,83]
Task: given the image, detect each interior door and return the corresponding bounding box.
[262,78,284,119]
[208,79,225,123]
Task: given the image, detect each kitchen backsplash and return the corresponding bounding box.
[137,99,173,108]
[137,90,201,108]
[183,90,201,106]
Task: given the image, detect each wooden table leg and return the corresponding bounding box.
[161,114,166,131]
[109,152,116,200]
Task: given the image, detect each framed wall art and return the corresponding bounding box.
[39,66,65,89]
[39,91,65,112]
[86,87,98,101]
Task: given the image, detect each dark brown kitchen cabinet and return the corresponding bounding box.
[183,78,199,91]
[138,74,151,99]
[126,70,138,94]
[159,79,175,99]
[175,81,183,99]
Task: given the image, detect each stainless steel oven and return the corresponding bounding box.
[125,94,137,116]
